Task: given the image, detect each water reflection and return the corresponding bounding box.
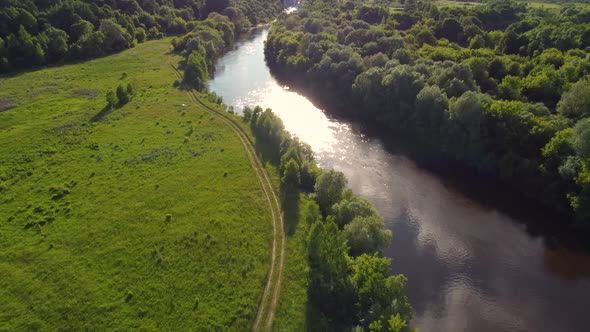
[209,28,590,332]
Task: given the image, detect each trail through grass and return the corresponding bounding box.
[167,64,285,332]
[0,39,273,331]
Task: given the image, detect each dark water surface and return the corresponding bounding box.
[209,29,590,332]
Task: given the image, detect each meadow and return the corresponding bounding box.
[0,39,273,331]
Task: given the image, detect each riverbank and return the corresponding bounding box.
[209,25,590,332]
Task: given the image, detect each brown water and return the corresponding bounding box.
[209,29,590,332]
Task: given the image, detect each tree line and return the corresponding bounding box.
[0,0,282,73]
[246,105,414,331]
[265,0,590,224]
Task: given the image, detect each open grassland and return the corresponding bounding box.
[0,39,273,331]
[435,0,482,8]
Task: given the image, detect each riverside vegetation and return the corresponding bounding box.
[245,106,414,331]
[1,0,415,330]
[0,0,282,73]
[265,0,590,225]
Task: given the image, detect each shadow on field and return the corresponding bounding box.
[282,194,300,236]
[91,106,114,122]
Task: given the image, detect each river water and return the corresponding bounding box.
[209,29,590,332]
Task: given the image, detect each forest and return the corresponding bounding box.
[265,0,590,224]
[0,0,282,72]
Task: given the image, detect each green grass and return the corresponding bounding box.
[525,1,590,11]
[0,39,273,331]
[272,196,317,332]
[434,0,482,8]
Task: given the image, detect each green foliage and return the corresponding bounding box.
[414,85,448,137]
[314,170,348,215]
[184,51,209,92]
[147,27,163,40]
[247,107,411,330]
[99,19,133,53]
[281,158,301,193]
[498,75,523,100]
[350,254,413,332]
[572,118,590,160]
[330,190,378,228]
[135,27,147,43]
[106,90,117,109]
[264,0,590,221]
[557,80,590,119]
[0,0,282,72]
[308,219,354,316]
[344,215,392,256]
[116,84,130,105]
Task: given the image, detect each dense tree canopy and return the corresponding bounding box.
[249,107,412,331]
[266,0,590,223]
[0,0,283,72]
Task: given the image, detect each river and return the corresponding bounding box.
[209,29,590,332]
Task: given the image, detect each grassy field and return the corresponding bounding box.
[0,39,273,331]
[271,196,316,332]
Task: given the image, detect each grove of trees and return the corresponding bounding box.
[247,106,414,331]
[265,0,590,224]
[0,0,282,73]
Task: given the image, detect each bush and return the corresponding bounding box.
[106,90,118,109]
[148,27,163,40]
[117,84,130,105]
[135,28,147,43]
[184,51,209,91]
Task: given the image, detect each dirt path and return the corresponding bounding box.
[169,65,285,332]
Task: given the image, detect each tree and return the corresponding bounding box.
[71,31,105,59]
[350,254,413,331]
[557,80,590,119]
[414,85,448,137]
[106,90,118,109]
[184,50,209,91]
[282,158,301,193]
[542,129,574,172]
[416,28,437,47]
[99,19,133,52]
[314,170,348,215]
[147,27,163,40]
[468,34,485,49]
[498,75,523,101]
[116,84,129,105]
[435,18,463,44]
[330,190,378,228]
[8,25,44,67]
[539,48,564,67]
[135,27,146,43]
[523,70,561,105]
[70,20,94,43]
[43,26,69,63]
[449,91,489,141]
[307,220,354,317]
[571,118,590,160]
[344,215,391,256]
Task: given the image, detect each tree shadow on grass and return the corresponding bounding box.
[282,193,300,237]
[253,135,280,167]
[91,106,114,122]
